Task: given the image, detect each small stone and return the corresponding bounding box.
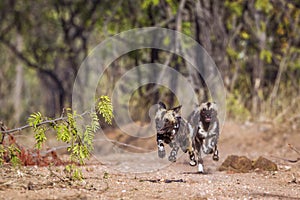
[283,165,291,171]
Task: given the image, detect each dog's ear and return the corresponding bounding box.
[193,103,200,108]
[158,102,166,110]
[171,105,182,116]
[211,102,218,112]
[199,102,207,111]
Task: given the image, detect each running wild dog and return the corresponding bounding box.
[155,102,196,165]
[188,102,220,173]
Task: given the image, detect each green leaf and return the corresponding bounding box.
[103,171,110,179]
[96,96,113,124]
[142,0,159,9]
[166,0,178,14]
[226,47,238,59]
[90,112,100,132]
[28,112,42,129]
[182,22,192,36]
[240,31,250,40]
[28,112,47,149]
[255,0,273,13]
[64,164,83,180]
[55,123,70,143]
[260,49,272,63]
[225,0,243,17]
[34,127,47,149]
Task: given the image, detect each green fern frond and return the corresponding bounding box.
[28,112,42,129]
[70,144,89,165]
[65,164,83,180]
[55,122,70,143]
[28,112,47,149]
[96,96,113,124]
[83,125,94,150]
[34,127,47,149]
[90,112,100,132]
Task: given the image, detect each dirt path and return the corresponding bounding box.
[0,121,299,199]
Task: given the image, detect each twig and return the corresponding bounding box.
[273,96,300,122]
[41,138,151,158]
[48,165,67,182]
[0,179,17,186]
[288,173,297,184]
[99,181,109,194]
[140,178,185,183]
[0,121,7,144]
[155,15,176,27]
[268,46,290,104]
[271,155,300,163]
[289,144,300,155]
[43,145,71,154]
[93,138,151,152]
[288,114,300,122]
[271,144,300,163]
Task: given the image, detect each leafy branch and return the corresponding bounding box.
[0,95,114,180]
[0,111,88,136]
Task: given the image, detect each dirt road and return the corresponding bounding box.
[0,121,299,199]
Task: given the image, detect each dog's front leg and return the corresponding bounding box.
[188,149,197,166]
[195,136,204,173]
[212,144,219,161]
[204,133,219,161]
[187,136,197,166]
[157,133,166,158]
[168,141,179,162]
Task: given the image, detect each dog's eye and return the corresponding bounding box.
[164,119,169,123]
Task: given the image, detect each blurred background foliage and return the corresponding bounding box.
[0,0,299,129]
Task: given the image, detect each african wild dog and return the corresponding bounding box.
[188,102,219,173]
[155,102,196,165]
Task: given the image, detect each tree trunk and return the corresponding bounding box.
[13,34,23,125]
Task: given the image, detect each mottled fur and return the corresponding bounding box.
[188,102,220,173]
[155,102,196,165]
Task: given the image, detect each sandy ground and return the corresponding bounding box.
[0,121,299,200]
